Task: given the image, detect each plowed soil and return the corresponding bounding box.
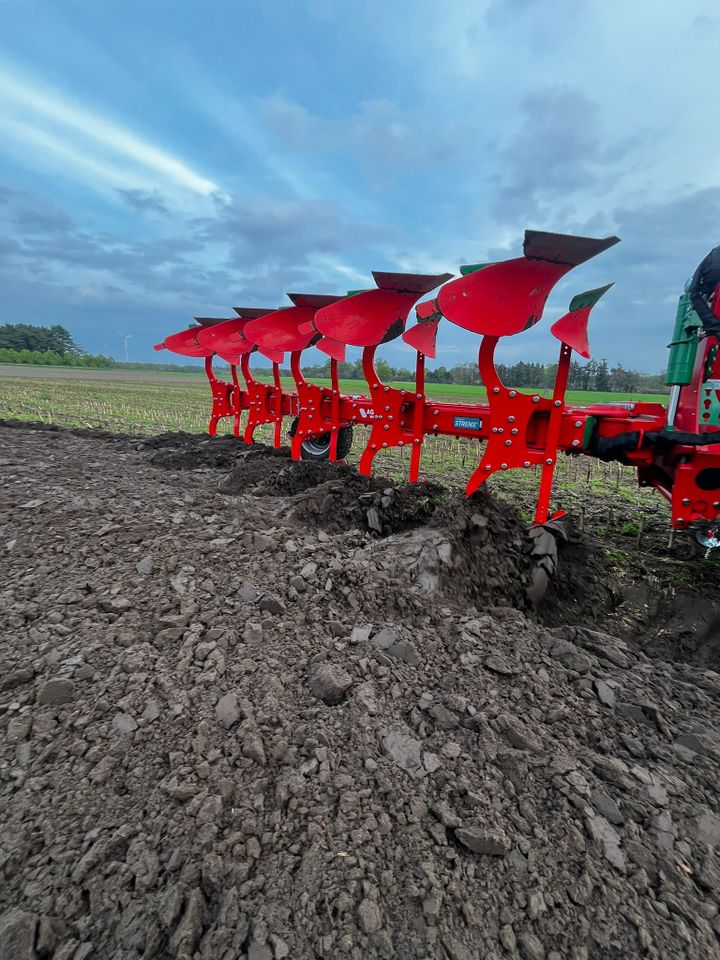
[2,422,720,960]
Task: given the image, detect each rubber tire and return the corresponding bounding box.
[289,418,353,462]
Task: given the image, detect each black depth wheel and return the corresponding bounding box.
[289,418,353,462]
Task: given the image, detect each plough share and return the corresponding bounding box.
[155,230,720,551]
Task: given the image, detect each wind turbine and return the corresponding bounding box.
[118,331,132,363]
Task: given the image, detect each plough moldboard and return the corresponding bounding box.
[155,230,720,546]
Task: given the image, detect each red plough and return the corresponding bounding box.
[154,230,720,549]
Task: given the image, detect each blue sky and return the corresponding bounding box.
[1,0,719,371]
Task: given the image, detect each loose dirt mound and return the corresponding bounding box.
[333,491,535,618]
[142,434,291,471]
[2,424,720,960]
[605,583,720,669]
[288,473,445,537]
[218,450,606,620]
[535,522,618,629]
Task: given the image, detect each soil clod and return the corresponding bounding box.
[2,424,720,959]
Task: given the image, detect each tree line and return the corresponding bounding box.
[0,347,116,368]
[299,357,668,394]
[0,323,86,356]
[0,347,203,372]
[0,323,112,367]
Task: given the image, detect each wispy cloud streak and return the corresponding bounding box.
[0,62,218,196]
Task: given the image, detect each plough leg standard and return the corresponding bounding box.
[155,230,720,548]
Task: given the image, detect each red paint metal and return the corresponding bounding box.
[317,337,347,362]
[155,228,720,539]
[402,318,440,358]
[314,288,421,346]
[205,356,237,436]
[196,318,255,363]
[244,295,343,354]
[314,272,450,347]
[244,307,318,353]
[241,353,295,447]
[550,308,592,359]
[438,257,572,337]
[258,347,285,364]
[156,327,212,357]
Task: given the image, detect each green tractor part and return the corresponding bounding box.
[665,292,702,426]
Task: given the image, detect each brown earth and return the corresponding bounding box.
[2,422,720,960]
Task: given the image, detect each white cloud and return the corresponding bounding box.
[0,62,219,197]
[171,63,315,200]
[310,256,371,287]
[0,114,160,193]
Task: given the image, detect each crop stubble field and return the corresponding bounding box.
[1,363,701,567]
[0,363,668,432]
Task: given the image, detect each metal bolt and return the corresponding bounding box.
[373,383,378,389]
[497,428,504,434]
[714,501,720,509]
[493,387,500,394]
[532,396,540,403]
[398,441,404,446]
[416,393,422,399]
[554,400,561,407]
[677,519,685,525]
[382,442,388,447]
[508,416,515,423]
[433,409,439,415]
[511,428,518,435]
[546,458,553,465]
[682,498,690,505]
[384,405,390,411]
[574,420,582,427]
[388,416,393,421]
[371,443,377,449]
[572,439,580,447]
[492,427,498,434]
[400,390,406,396]
[501,463,508,470]
[384,386,390,392]
[509,390,516,398]
[523,460,531,468]
[485,465,491,471]
[414,439,421,445]
[384,425,389,431]
[505,440,512,447]
[433,423,438,430]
